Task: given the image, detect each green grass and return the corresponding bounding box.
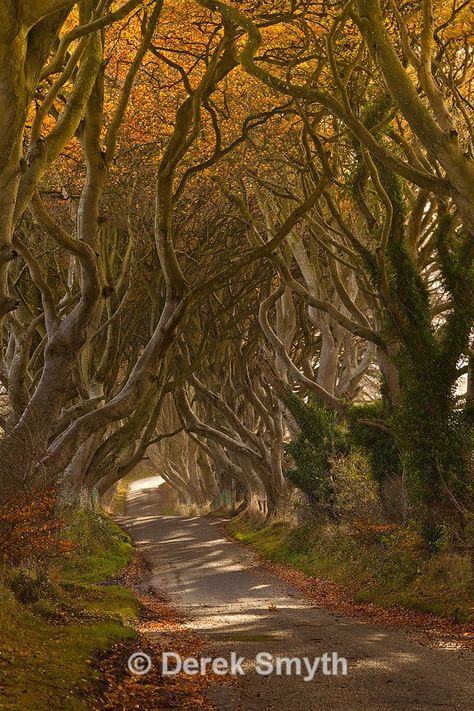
[229,519,474,623]
[0,511,138,710]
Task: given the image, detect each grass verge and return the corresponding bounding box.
[228,518,474,624]
[0,510,138,710]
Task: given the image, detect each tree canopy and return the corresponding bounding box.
[0,0,473,531]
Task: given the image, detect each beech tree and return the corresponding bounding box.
[187,0,473,523]
[0,0,287,507]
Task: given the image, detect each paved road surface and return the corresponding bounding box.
[124,478,473,711]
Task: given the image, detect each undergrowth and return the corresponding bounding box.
[229,518,474,623]
[0,510,137,710]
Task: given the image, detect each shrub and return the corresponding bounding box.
[283,394,402,520]
[284,395,346,512]
[9,568,50,604]
[0,487,74,567]
[286,524,318,554]
[347,402,402,485]
[330,449,384,522]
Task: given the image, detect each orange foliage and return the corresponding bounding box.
[0,488,74,566]
[352,521,424,552]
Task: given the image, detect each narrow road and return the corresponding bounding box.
[124,478,473,711]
